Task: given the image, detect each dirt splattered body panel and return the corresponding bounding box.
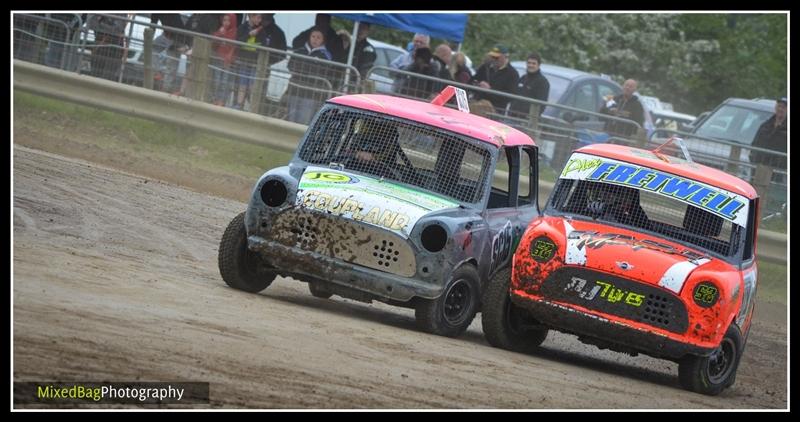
[509,144,759,361]
[239,97,539,306]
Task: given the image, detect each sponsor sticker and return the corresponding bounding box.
[561,152,749,227]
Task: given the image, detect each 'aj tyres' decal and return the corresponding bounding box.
[564,276,645,307]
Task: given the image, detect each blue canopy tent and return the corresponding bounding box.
[332,13,469,72]
[332,13,468,43]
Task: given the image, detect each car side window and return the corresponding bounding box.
[488,147,520,209]
[518,146,536,206]
[572,83,596,113]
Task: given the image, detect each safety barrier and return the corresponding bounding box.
[13,60,786,264]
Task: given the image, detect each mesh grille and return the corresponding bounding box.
[540,267,689,334]
[299,104,492,204]
[265,209,416,277]
[551,179,741,257]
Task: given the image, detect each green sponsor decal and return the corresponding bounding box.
[530,237,556,262]
[693,282,719,308]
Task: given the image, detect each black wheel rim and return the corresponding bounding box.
[443,279,472,325]
[706,337,737,384]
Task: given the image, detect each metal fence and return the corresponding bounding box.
[12,12,787,224]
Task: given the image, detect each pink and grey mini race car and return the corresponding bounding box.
[218,87,540,338]
[482,141,760,395]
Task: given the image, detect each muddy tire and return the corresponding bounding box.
[482,267,548,353]
[415,265,480,338]
[218,212,275,293]
[308,281,333,299]
[679,324,743,396]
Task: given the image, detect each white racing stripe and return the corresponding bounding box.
[658,258,711,293]
[563,221,587,265]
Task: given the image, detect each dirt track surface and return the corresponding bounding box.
[13,145,787,409]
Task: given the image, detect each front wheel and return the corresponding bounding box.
[481,267,548,353]
[415,265,480,338]
[678,324,743,395]
[218,212,275,293]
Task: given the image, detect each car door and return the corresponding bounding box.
[484,146,530,280]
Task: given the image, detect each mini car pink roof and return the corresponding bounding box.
[328,94,535,148]
[576,143,758,199]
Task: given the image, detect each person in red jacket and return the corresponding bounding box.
[211,14,238,106]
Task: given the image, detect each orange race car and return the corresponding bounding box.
[482,141,760,395]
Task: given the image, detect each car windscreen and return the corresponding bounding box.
[298,104,493,204]
[693,104,772,145]
[548,152,749,259]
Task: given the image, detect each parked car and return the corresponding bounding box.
[684,98,775,181]
[638,94,665,113]
[509,62,655,165]
[651,109,697,133]
[482,142,759,395]
[218,86,541,338]
[511,62,622,124]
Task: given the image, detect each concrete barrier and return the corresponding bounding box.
[13,60,786,265]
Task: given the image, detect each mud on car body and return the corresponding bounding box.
[219,87,539,338]
[482,142,760,395]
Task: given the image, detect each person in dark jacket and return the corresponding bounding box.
[510,52,550,117]
[394,47,442,100]
[600,79,645,138]
[471,45,519,113]
[233,14,268,109]
[750,96,787,168]
[260,13,287,66]
[287,27,334,125]
[350,22,377,82]
[292,13,345,64]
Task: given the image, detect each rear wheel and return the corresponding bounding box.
[679,324,743,395]
[218,212,275,293]
[415,265,480,338]
[308,281,334,299]
[482,268,548,353]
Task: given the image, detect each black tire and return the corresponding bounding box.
[415,265,481,338]
[678,324,743,396]
[481,267,548,353]
[218,212,275,293]
[308,281,334,299]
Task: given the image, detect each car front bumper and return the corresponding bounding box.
[248,235,444,302]
[510,293,717,360]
